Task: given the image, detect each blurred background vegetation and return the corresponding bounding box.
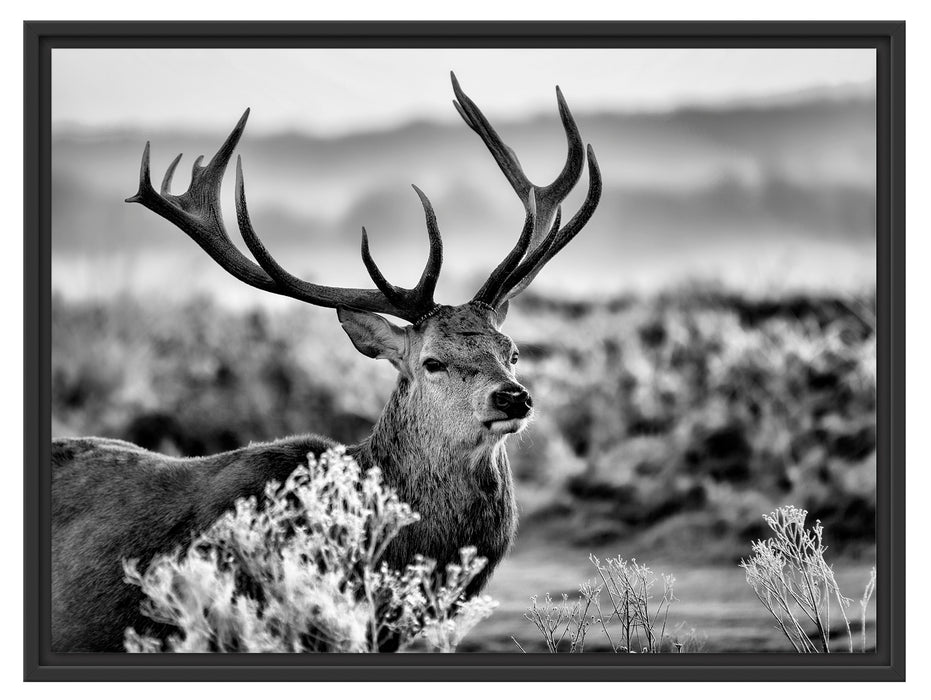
[51,285,876,651]
[51,49,876,651]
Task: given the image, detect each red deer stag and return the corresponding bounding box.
[51,73,601,652]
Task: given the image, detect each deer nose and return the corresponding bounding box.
[492,386,533,419]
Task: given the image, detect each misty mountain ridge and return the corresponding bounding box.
[52,89,875,299]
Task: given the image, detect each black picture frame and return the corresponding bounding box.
[24,20,905,682]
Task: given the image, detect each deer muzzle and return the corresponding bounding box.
[491,385,533,420]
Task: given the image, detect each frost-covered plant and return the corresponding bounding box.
[518,587,598,653]
[741,505,874,653]
[516,556,699,653]
[123,447,496,653]
[860,566,877,654]
[590,555,680,653]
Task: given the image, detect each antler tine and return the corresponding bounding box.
[473,191,537,304]
[550,87,587,203]
[360,226,406,306]
[451,71,532,201]
[411,185,444,303]
[160,152,183,196]
[494,145,602,304]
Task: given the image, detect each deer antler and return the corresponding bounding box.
[452,72,602,307]
[129,79,599,323]
[126,109,443,323]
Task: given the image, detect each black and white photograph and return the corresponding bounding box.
[40,36,888,667]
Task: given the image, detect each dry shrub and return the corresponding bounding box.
[516,555,702,654]
[741,505,876,652]
[124,448,497,653]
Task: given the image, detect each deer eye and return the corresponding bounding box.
[423,358,447,373]
[510,351,519,365]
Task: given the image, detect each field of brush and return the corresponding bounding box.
[51,285,877,652]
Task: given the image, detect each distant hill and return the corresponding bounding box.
[52,91,876,299]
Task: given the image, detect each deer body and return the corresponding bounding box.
[51,73,600,652]
[52,367,516,651]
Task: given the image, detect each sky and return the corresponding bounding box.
[52,48,876,136]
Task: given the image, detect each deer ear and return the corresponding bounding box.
[337,307,407,367]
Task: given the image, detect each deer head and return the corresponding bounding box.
[126,72,601,449]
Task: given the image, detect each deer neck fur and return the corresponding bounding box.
[348,375,518,590]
